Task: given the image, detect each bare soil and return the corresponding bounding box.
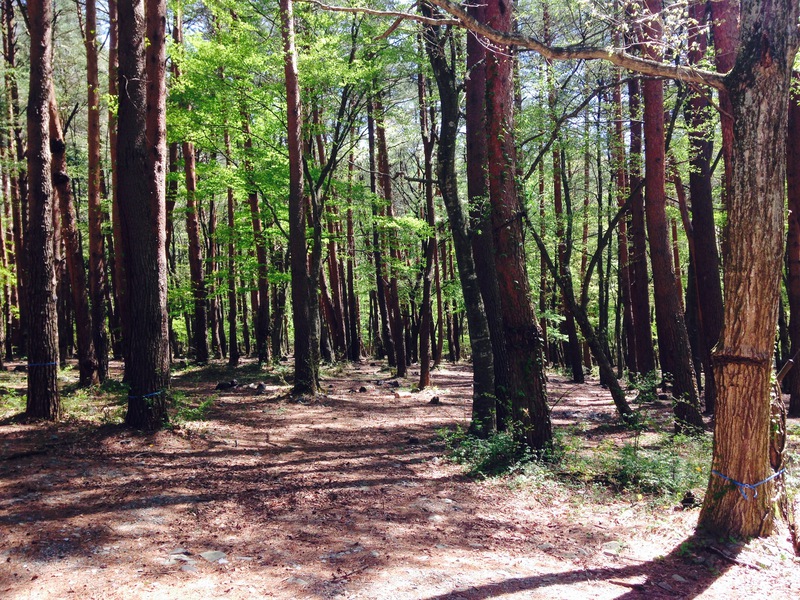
[1,359,798,599]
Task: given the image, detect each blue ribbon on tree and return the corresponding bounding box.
[26,362,58,367]
[711,468,786,500]
[127,390,164,400]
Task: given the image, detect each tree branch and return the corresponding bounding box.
[302,0,727,90]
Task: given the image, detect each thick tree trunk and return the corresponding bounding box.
[25,0,60,420]
[281,0,317,395]
[118,0,170,429]
[640,0,703,431]
[345,144,362,361]
[485,0,550,450]
[49,93,98,386]
[699,0,799,538]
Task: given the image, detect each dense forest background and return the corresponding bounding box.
[1,0,799,552]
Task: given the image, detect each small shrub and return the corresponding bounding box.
[439,424,531,477]
[171,392,216,423]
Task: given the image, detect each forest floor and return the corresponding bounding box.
[0,358,799,600]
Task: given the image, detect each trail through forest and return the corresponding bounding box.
[1,361,798,599]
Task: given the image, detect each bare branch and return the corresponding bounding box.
[302,0,459,27]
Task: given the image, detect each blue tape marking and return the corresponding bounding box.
[128,390,164,400]
[26,362,58,367]
[712,468,786,500]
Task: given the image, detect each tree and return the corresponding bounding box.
[117,0,170,428]
[282,0,318,395]
[81,0,110,382]
[25,0,60,420]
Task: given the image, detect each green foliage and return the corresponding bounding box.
[170,391,216,423]
[439,424,532,477]
[627,370,660,404]
[553,429,712,498]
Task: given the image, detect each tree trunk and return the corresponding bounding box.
[640,0,703,431]
[417,58,436,391]
[485,0,550,451]
[281,0,317,395]
[422,5,496,435]
[118,0,170,428]
[374,95,407,377]
[225,130,239,367]
[346,142,362,361]
[81,0,109,382]
[626,77,656,375]
[25,0,60,420]
[182,142,210,363]
[699,0,799,538]
[49,93,98,386]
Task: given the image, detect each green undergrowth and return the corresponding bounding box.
[439,423,715,504]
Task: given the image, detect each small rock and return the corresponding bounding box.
[657,582,674,592]
[169,548,189,555]
[406,436,421,444]
[199,550,227,563]
[215,380,238,391]
[429,396,441,405]
[255,383,267,395]
[180,564,198,573]
[671,574,688,583]
[388,380,400,388]
[602,541,624,555]
[359,386,367,393]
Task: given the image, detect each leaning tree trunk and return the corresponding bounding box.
[25,0,60,420]
[698,0,799,538]
[118,0,170,429]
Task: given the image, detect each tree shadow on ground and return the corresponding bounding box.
[420,532,742,599]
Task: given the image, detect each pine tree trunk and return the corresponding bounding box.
[626,77,656,375]
[83,0,109,382]
[699,0,799,538]
[374,96,407,377]
[345,144,362,361]
[182,142,209,363]
[423,6,496,435]
[225,129,239,367]
[118,0,170,429]
[25,0,60,420]
[639,0,703,430]
[281,0,317,395]
[49,93,98,386]
[485,0,550,450]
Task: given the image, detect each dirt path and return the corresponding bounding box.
[1,361,798,599]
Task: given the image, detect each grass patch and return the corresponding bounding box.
[170,390,216,423]
[440,423,713,503]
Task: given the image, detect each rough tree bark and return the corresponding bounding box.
[118,0,170,429]
[25,0,60,420]
[49,93,98,386]
[282,0,318,395]
[484,0,550,450]
[698,0,799,538]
